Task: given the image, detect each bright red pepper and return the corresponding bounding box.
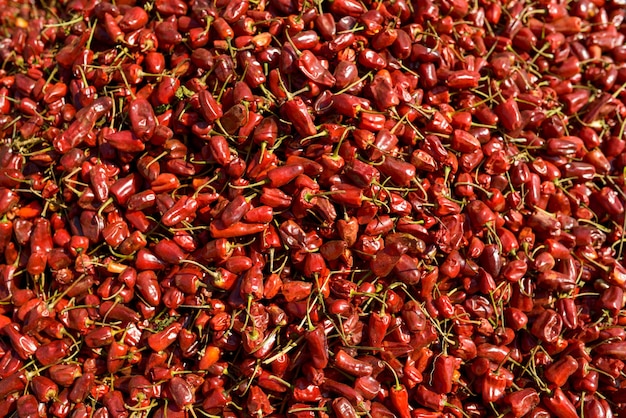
[390,384,411,418]
[368,310,391,348]
[147,322,182,352]
[543,388,578,418]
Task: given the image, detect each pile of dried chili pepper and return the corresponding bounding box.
[0,0,624,416]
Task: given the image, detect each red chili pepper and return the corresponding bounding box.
[35,339,70,366]
[106,341,129,374]
[220,195,252,227]
[331,397,358,418]
[198,90,223,123]
[200,238,234,262]
[481,369,507,403]
[257,369,289,393]
[390,383,411,418]
[243,206,273,224]
[84,326,115,348]
[530,308,563,343]
[505,388,539,418]
[544,354,578,387]
[168,376,195,409]
[16,394,44,418]
[126,190,157,212]
[368,310,391,348]
[153,238,186,265]
[0,371,25,400]
[238,51,266,89]
[172,267,201,296]
[292,378,322,402]
[88,163,109,203]
[305,325,328,369]
[148,322,182,352]
[30,218,53,254]
[352,376,380,401]
[329,184,364,207]
[238,263,263,302]
[415,384,446,411]
[208,135,232,166]
[431,355,457,394]
[109,173,141,206]
[281,96,317,137]
[202,388,231,411]
[543,388,578,418]
[3,323,38,360]
[129,98,156,141]
[49,364,82,387]
[99,301,141,323]
[162,196,198,227]
[266,164,305,188]
[322,378,364,405]
[102,390,128,418]
[31,375,58,404]
[209,221,267,238]
[198,345,221,370]
[593,341,626,359]
[259,187,292,208]
[298,50,336,87]
[370,401,397,418]
[378,156,416,187]
[334,349,374,377]
[207,267,238,291]
[69,372,95,404]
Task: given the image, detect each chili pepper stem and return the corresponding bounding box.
[124,400,158,412]
[298,130,328,144]
[335,71,374,96]
[194,409,221,418]
[242,294,254,331]
[262,336,304,365]
[179,259,220,279]
[283,30,302,56]
[229,179,267,189]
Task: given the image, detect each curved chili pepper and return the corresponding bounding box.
[334,349,374,377]
[210,221,267,238]
[198,90,223,123]
[322,378,364,405]
[298,50,336,87]
[3,323,38,360]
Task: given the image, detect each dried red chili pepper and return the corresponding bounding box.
[305,325,328,369]
[543,388,578,418]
